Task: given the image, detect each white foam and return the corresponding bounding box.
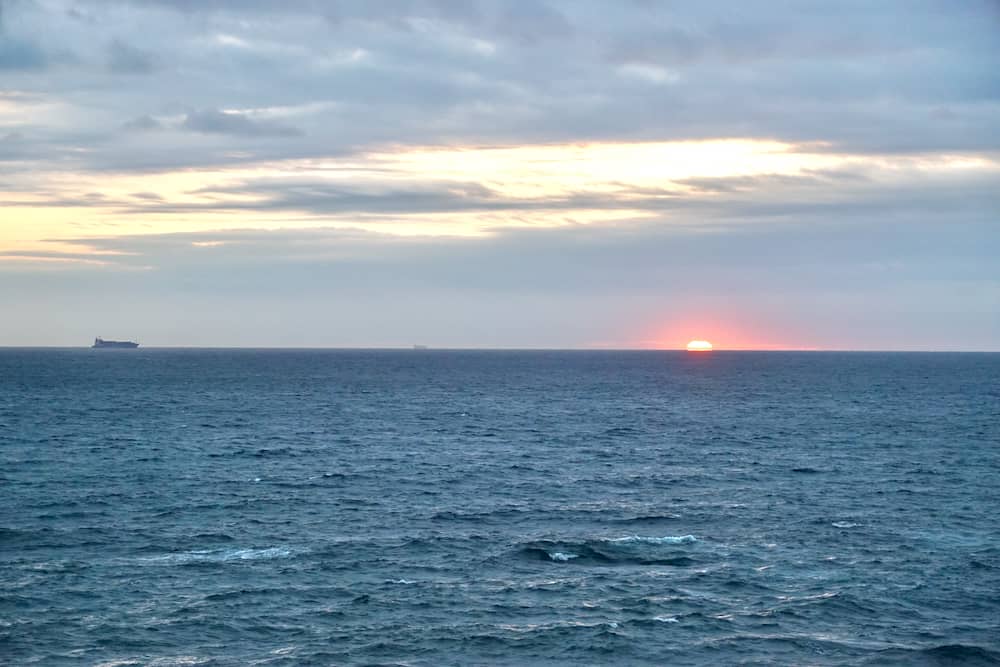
[832,521,859,528]
[141,547,293,564]
[549,551,579,561]
[387,578,417,584]
[654,616,679,623]
[609,535,697,545]
[224,547,292,561]
[778,591,839,602]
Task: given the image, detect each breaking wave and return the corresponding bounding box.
[609,534,697,545]
[139,547,295,565]
[517,535,700,566]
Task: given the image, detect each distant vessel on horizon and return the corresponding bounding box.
[92,337,139,349]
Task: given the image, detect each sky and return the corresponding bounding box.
[1,0,998,349]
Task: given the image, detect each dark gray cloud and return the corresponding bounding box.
[107,38,157,74]
[180,109,303,137]
[1,0,995,167]
[121,114,163,131]
[74,168,993,228]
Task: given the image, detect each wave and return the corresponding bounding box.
[431,507,529,522]
[95,657,210,667]
[865,644,1000,666]
[252,447,293,458]
[191,531,236,542]
[517,535,700,566]
[0,527,38,543]
[613,514,682,524]
[138,547,294,565]
[768,590,881,619]
[549,552,579,562]
[609,535,697,545]
[602,426,639,437]
[203,587,281,602]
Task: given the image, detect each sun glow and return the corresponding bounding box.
[686,340,714,352]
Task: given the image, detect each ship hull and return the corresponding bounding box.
[92,338,139,349]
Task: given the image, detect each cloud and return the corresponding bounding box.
[0,37,47,70]
[22,213,998,293]
[70,149,993,228]
[122,114,163,131]
[180,109,303,137]
[0,0,995,177]
[107,38,157,74]
[5,215,997,348]
[491,1,573,45]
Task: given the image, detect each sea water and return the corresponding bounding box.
[2,349,998,665]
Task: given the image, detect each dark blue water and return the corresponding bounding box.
[2,349,999,666]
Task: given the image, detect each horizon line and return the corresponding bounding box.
[1,345,998,353]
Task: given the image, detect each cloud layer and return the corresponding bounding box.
[1,0,998,348]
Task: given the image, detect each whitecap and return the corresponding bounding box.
[387,578,417,584]
[654,615,679,623]
[549,551,579,561]
[832,521,859,528]
[778,591,839,602]
[609,535,697,545]
[210,547,293,562]
[140,547,293,564]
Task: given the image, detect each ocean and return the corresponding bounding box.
[2,349,998,666]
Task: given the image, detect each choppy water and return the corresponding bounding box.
[2,349,999,666]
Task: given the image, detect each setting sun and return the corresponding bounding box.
[686,340,714,352]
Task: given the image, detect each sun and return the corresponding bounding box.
[686,340,713,352]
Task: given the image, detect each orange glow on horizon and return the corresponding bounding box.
[686,340,713,351]
[636,312,819,351]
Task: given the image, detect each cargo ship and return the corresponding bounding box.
[92,337,139,349]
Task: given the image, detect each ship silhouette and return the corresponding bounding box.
[92,337,139,349]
